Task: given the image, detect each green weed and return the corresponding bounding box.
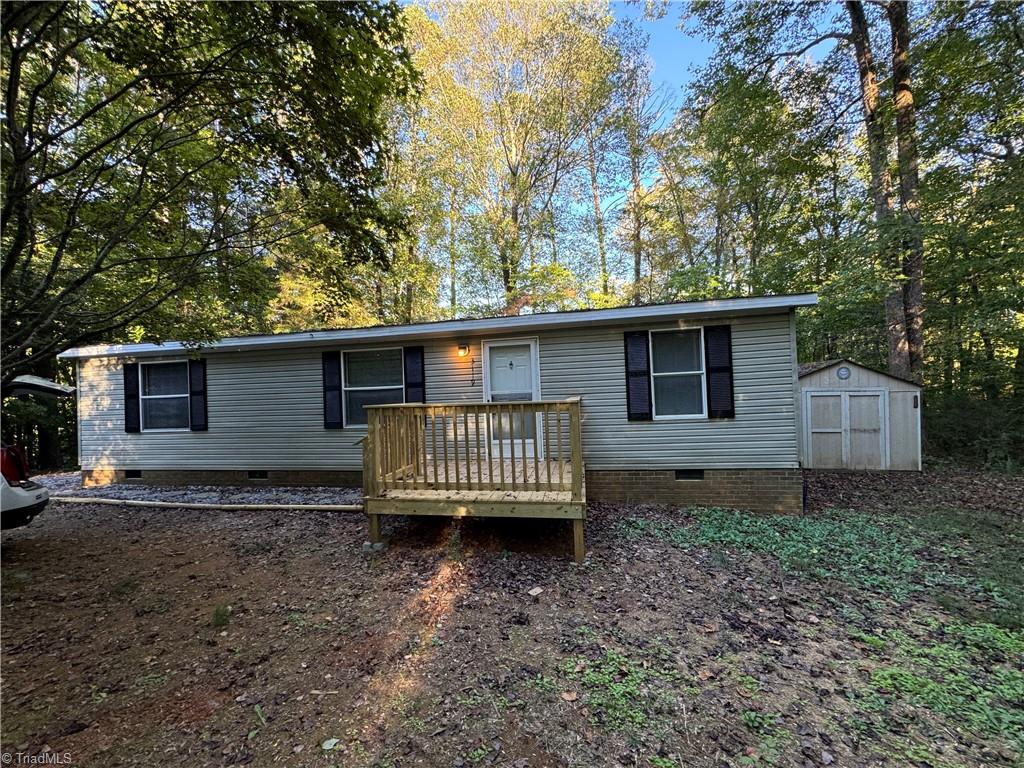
[860,621,1024,750]
[466,745,489,763]
[525,673,557,693]
[566,650,652,730]
[620,510,923,597]
[211,605,231,628]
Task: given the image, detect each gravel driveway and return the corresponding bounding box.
[34,471,363,506]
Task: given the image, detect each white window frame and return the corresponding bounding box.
[649,327,707,420]
[341,346,406,428]
[139,360,191,432]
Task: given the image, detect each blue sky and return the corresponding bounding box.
[611,1,715,111]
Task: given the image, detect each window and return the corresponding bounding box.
[140,362,190,430]
[650,329,706,418]
[343,348,404,426]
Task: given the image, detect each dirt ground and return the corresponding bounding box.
[2,470,1021,768]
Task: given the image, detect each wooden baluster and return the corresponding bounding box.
[441,407,450,489]
[463,409,472,488]
[380,411,388,490]
[532,405,540,489]
[389,412,397,488]
[556,404,564,489]
[507,403,516,493]
[543,405,552,490]
[474,405,483,489]
[395,409,403,487]
[532,404,540,491]
[497,403,506,490]
[452,406,461,491]
[422,409,429,488]
[431,408,439,488]
[519,404,528,487]
[487,405,495,489]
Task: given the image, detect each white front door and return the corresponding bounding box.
[484,341,539,458]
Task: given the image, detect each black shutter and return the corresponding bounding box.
[624,331,652,421]
[322,351,343,429]
[123,363,140,433]
[704,324,735,419]
[188,359,208,431]
[403,346,425,403]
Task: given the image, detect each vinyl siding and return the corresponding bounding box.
[78,311,799,471]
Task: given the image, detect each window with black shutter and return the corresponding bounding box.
[649,329,705,417]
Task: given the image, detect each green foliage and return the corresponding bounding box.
[211,605,231,628]
[620,505,1023,623]
[566,649,651,730]
[865,622,1024,749]
[620,510,923,598]
[1,0,417,383]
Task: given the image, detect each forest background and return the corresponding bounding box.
[2,0,1021,468]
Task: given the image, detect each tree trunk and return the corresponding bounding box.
[630,152,643,305]
[845,0,912,380]
[1014,342,1024,400]
[448,187,458,317]
[586,129,609,295]
[886,0,925,380]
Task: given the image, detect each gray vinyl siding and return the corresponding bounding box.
[77,311,799,471]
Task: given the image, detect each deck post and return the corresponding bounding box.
[569,398,583,502]
[368,513,382,544]
[572,518,585,563]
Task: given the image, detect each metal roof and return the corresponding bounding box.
[58,292,818,360]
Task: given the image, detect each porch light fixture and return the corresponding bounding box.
[457,344,470,357]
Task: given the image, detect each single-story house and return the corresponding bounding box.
[799,358,922,471]
[58,294,818,541]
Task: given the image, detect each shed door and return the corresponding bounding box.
[807,393,844,468]
[848,393,884,469]
[804,390,888,470]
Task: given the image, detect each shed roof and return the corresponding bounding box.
[58,292,817,360]
[798,358,921,388]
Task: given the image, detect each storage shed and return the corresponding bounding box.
[799,359,921,471]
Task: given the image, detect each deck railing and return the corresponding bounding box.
[363,398,583,501]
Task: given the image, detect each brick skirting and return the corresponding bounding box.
[584,468,804,514]
[81,467,803,513]
[81,469,365,488]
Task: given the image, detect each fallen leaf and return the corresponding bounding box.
[321,738,340,751]
[527,587,544,597]
[560,691,578,702]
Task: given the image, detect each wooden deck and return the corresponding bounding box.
[362,400,587,560]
